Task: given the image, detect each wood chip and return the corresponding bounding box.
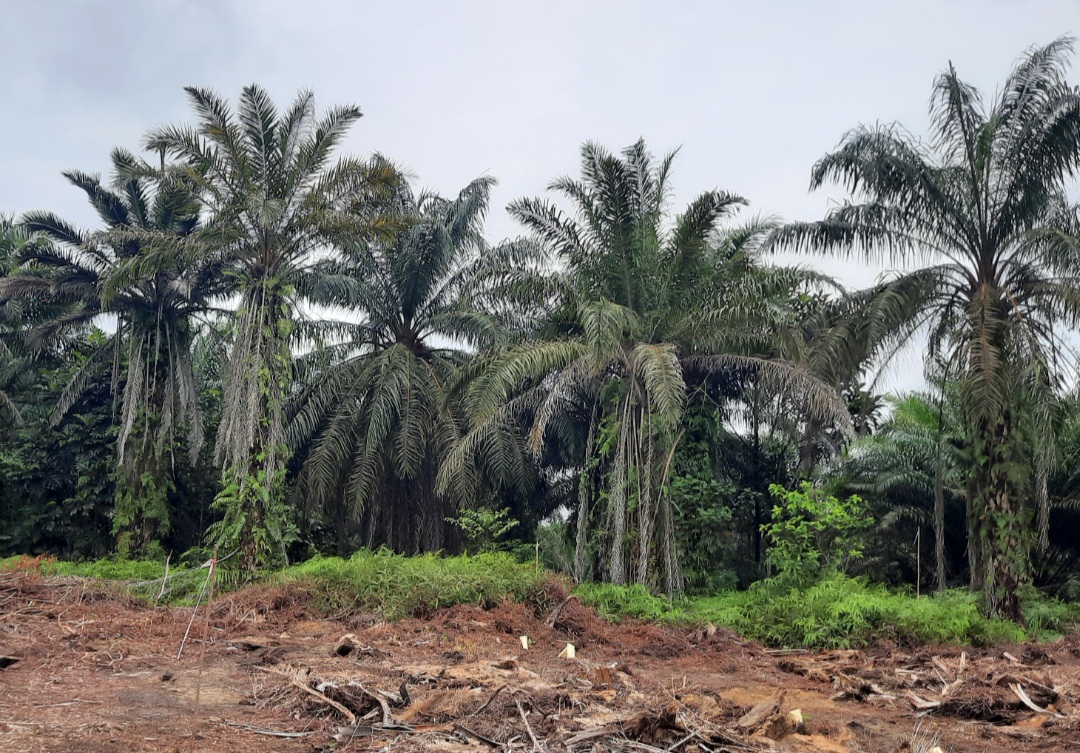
[592,666,615,686]
[906,691,942,712]
[736,691,783,730]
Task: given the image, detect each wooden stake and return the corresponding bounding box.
[915,528,921,598]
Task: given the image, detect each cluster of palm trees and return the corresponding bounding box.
[3,39,1080,620]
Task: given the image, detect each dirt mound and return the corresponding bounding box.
[1,574,1078,752]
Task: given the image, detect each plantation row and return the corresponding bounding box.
[3,39,1080,627]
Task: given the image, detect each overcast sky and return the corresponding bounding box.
[1,0,1077,390]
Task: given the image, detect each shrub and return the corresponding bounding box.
[762,482,870,587]
[447,507,519,554]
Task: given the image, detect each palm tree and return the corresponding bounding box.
[145,86,398,566]
[771,39,1080,620]
[290,176,512,554]
[0,216,53,424]
[845,389,966,591]
[444,140,849,594]
[2,150,215,555]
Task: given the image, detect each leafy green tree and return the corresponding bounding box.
[4,152,214,556]
[762,482,870,588]
[447,507,519,555]
[772,39,1080,620]
[290,177,510,554]
[146,86,398,567]
[446,140,849,594]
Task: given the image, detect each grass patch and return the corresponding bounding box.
[8,552,1075,647]
[1,554,173,581]
[1,551,549,614]
[576,574,1080,648]
[688,576,1028,647]
[276,550,551,619]
[0,554,214,604]
[573,582,688,622]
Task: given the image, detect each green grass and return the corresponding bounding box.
[1,555,168,580]
[1,550,551,616]
[276,550,551,619]
[0,554,215,604]
[573,582,688,622]
[7,553,1076,648]
[686,576,1027,647]
[575,574,1080,648]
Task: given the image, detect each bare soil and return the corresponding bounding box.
[1,571,1078,752]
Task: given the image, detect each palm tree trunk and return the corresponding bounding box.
[982,482,1026,625]
[966,493,983,591]
[798,417,822,476]
[934,441,947,592]
[751,399,763,564]
[1036,464,1050,554]
[972,414,1029,624]
[660,492,682,596]
[656,429,685,596]
[213,280,293,570]
[574,403,599,582]
[636,404,654,586]
[608,402,630,584]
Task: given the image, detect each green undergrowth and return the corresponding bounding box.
[7,553,1076,648]
[0,554,234,604]
[275,550,551,619]
[574,574,1080,648]
[0,550,551,616]
[0,555,168,580]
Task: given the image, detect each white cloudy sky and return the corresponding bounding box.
[1,0,1076,390]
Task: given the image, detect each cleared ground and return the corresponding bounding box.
[1,571,1077,752]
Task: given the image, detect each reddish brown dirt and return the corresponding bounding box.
[1,571,1078,752]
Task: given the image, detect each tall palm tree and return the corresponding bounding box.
[145,86,398,566]
[2,150,215,555]
[290,176,512,554]
[444,140,849,594]
[771,39,1080,620]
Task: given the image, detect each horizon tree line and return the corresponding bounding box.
[3,38,1080,621]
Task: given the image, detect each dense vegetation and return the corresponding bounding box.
[4,40,1080,633]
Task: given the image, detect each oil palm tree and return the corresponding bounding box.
[290,176,513,554]
[771,38,1080,620]
[0,216,53,424]
[845,388,966,591]
[2,149,216,554]
[145,86,398,566]
[444,140,850,594]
